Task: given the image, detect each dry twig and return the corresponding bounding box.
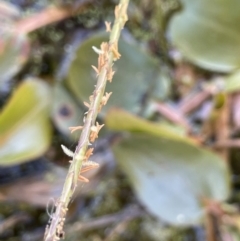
[0,213,29,234]
[153,101,190,132]
[68,205,142,234]
[15,1,92,34]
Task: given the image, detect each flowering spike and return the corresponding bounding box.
[107,68,115,82]
[101,42,109,52]
[61,145,74,157]
[92,46,104,55]
[78,175,89,182]
[90,122,105,142]
[82,160,99,169]
[91,65,99,76]
[111,42,121,60]
[69,125,83,133]
[45,1,130,239]
[105,21,112,32]
[115,4,120,18]
[103,92,112,105]
[84,101,90,108]
[85,148,94,160]
[78,161,99,182]
[89,95,94,101]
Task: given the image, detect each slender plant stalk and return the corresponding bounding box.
[15,2,92,34]
[44,1,129,240]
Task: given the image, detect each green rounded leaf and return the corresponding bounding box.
[114,133,230,226]
[0,32,30,87]
[0,78,52,166]
[105,108,190,143]
[0,2,30,87]
[169,0,240,72]
[106,110,230,225]
[67,32,160,114]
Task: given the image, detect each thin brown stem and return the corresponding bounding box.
[153,100,191,132]
[15,2,91,34]
[205,213,217,241]
[179,90,211,114]
[68,205,142,234]
[213,139,240,148]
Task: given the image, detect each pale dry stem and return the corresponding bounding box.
[44,1,129,240]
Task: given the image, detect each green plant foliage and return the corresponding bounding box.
[106,110,230,226]
[224,69,240,93]
[0,34,30,88]
[0,78,51,166]
[106,108,189,142]
[168,0,240,72]
[151,66,171,101]
[0,2,30,87]
[0,35,29,87]
[67,32,164,114]
[51,83,85,140]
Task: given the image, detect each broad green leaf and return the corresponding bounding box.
[151,66,171,101]
[106,110,230,225]
[67,32,162,114]
[113,133,230,226]
[224,70,240,93]
[0,78,51,166]
[51,83,84,140]
[0,32,30,87]
[105,108,191,143]
[169,0,240,72]
[0,2,30,87]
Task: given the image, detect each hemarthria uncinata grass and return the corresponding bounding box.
[44,1,129,240]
